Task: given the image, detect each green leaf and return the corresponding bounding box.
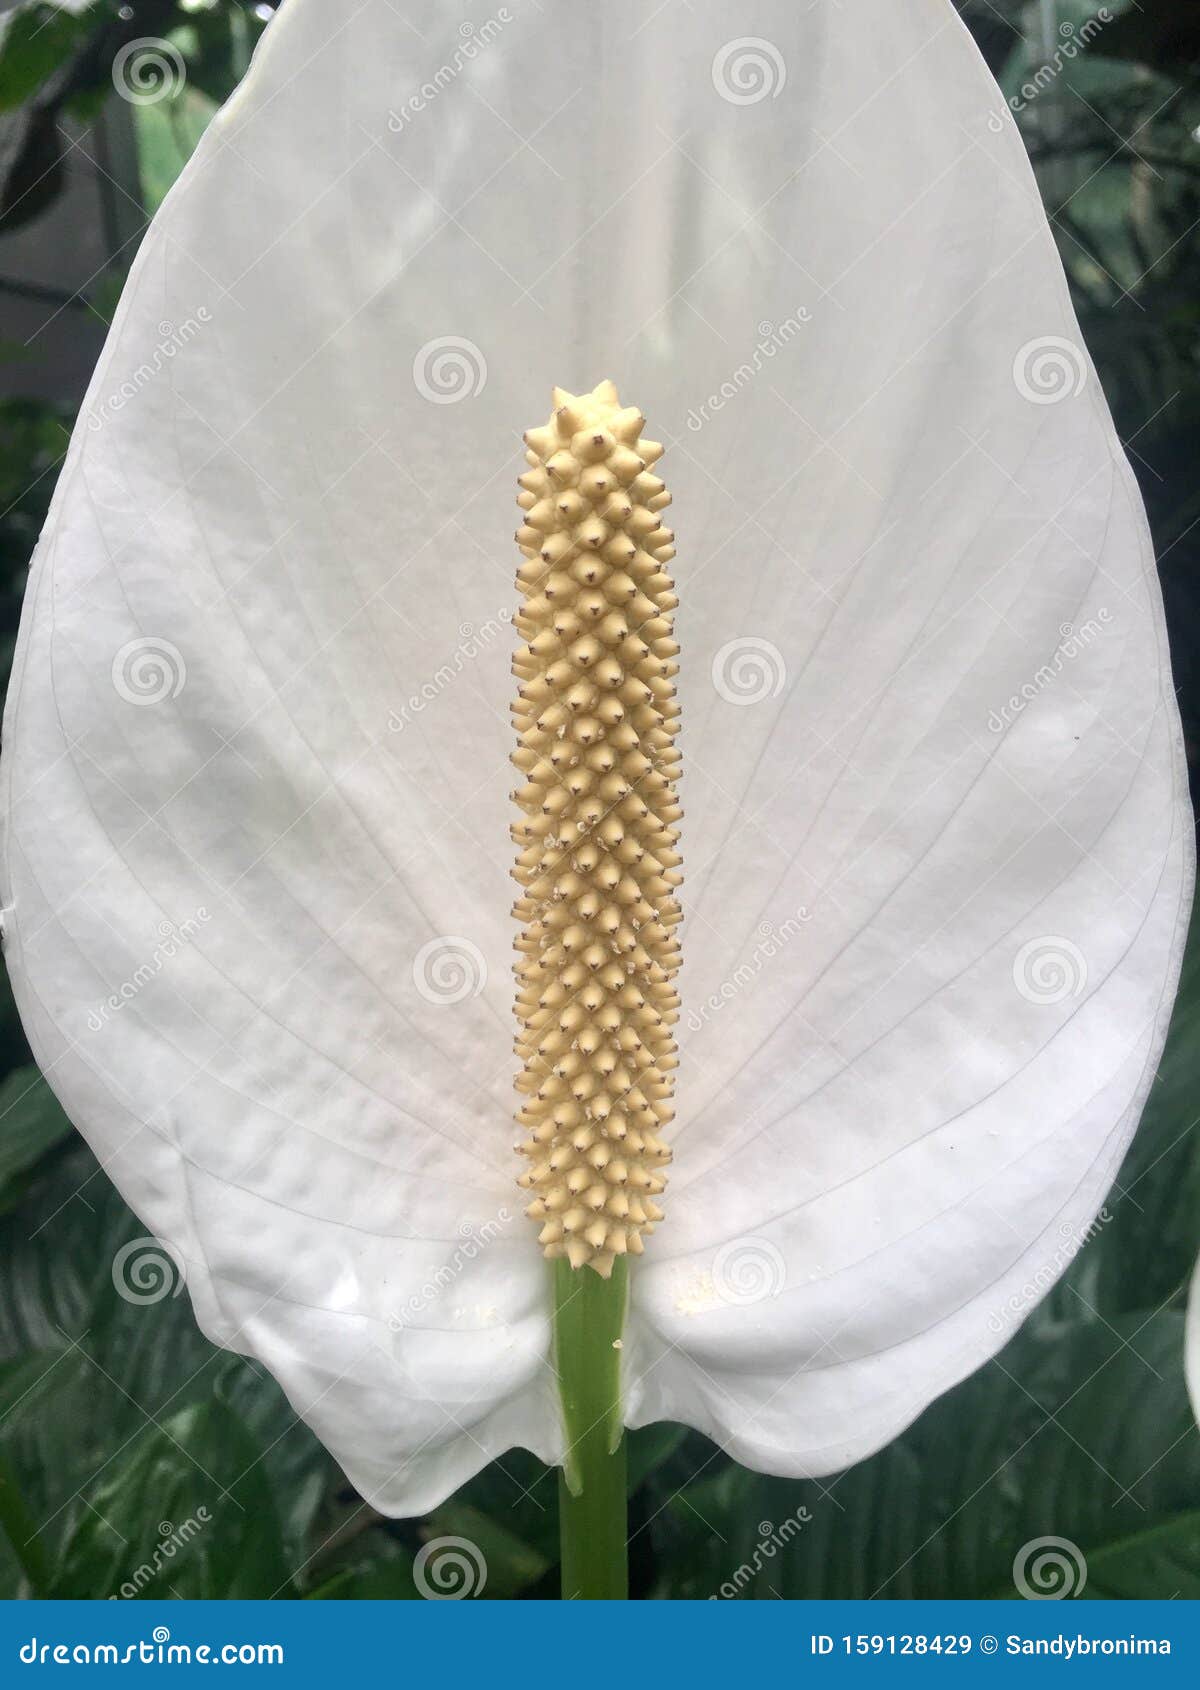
[0,1355,61,1595]
[627,1421,687,1491]
[421,1502,550,1599]
[1088,0,1200,73]
[48,1398,294,1599]
[134,86,218,212]
[648,1313,1200,1599]
[434,1447,560,1567]
[306,1540,421,1601]
[1084,1513,1200,1599]
[0,1145,330,1596]
[1058,903,1200,1319]
[0,3,98,113]
[0,1348,103,1596]
[0,1067,74,1212]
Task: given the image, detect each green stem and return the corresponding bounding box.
[553,1256,629,1600]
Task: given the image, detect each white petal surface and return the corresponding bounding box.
[0,0,1191,1513]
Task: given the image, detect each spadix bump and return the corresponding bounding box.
[511,383,682,1277]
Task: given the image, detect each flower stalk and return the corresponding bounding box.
[553,1257,629,1599]
[510,382,681,1595]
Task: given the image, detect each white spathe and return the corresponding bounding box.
[0,0,1191,1515]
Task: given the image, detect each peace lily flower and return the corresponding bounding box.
[0,0,1192,1592]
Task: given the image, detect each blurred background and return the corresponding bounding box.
[0,0,1196,1600]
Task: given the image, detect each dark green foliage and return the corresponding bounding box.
[0,1068,73,1213]
[0,3,272,233]
[648,1314,1199,1599]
